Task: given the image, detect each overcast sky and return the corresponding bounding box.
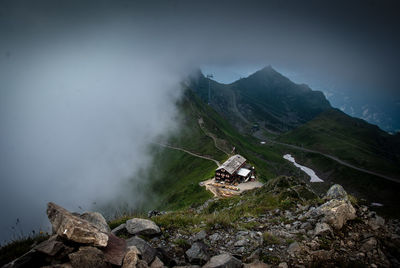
[1,0,399,242]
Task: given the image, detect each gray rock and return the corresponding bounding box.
[185,242,210,265]
[314,199,356,229]
[68,246,110,268]
[361,237,377,252]
[150,256,165,268]
[314,222,333,237]
[137,260,150,268]
[122,246,140,268]
[278,262,288,268]
[326,184,348,201]
[111,223,127,236]
[34,235,64,256]
[310,250,333,261]
[300,222,313,231]
[234,239,247,247]
[126,236,157,264]
[209,233,221,242]
[126,218,161,236]
[47,202,108,247]
[192,230,207,242]
[203,254,242,268]
[287,242,301,257]
[80,212,111,233]
[368,215,385,230]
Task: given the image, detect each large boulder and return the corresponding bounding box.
[185,242,210,265]
[326,184,348,201]
[68,246,110,268]
[112,223,127,236]
[314,222,333,237]
[80,212,111,233]
[47,202,109,247]
[203,254,242,268]
[150,256,165,268]
[126,236,157,264]
[101,233,127,266]
[287,242,301,257]
[316,199,356,229]
[126,218,161,236]
[34,235,64,256]
[122,246,140,268]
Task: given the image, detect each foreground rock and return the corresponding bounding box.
[122,246,140,268]
[80,212,111,233]
[126,236,157,264]
[3,179,400,268]
[316,199,356,229]
[126,218,161,236]
[325,184,348,201]
[47,202,109,247]
[102,233,127,266]
[69,246,110,268]
[203,254,242,268]
[185,242,210,265]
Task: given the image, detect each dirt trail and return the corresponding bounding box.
[156,143,220,167]
[198,118,230,155]
[227,90,400,184]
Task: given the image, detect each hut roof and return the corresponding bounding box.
[216,154,246,174]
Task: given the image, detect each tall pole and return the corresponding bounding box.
[206,74,213,105]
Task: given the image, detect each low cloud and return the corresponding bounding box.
[1,0,399,241]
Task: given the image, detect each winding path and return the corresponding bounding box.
[156,143,220,167]
[268,139,400,184]
[226,87,400,184]
[198,118,230,155]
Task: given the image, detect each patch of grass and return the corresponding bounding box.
[108,215,131,230]
[262,232,281,245]
[152,211,204,231]
[261,254,280,265]
[0,234,49,267]
[174,238,191,250]
[319,237,332,250]
[348,194,358,206]
[285,238,295,245]
[238,221,259,230]
[206,212,233,230]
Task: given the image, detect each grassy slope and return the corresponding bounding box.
[289,150,400,218]
[146,89,305,211]
[278,108,400,178]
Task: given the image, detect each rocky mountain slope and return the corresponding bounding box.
[3,177,399,267]
[190,66,331,133]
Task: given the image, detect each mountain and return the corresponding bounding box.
[183,68,400,217]
[3,76,400,267]
[190,66,331,133]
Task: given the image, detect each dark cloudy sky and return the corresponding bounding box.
[0,0,400,242]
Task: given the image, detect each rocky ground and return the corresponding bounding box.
[2,176,400,267]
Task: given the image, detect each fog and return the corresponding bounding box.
[1,0,399,242]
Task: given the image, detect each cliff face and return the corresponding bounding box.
[3,177,400,268]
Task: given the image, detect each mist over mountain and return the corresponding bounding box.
[1,0,400,246]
